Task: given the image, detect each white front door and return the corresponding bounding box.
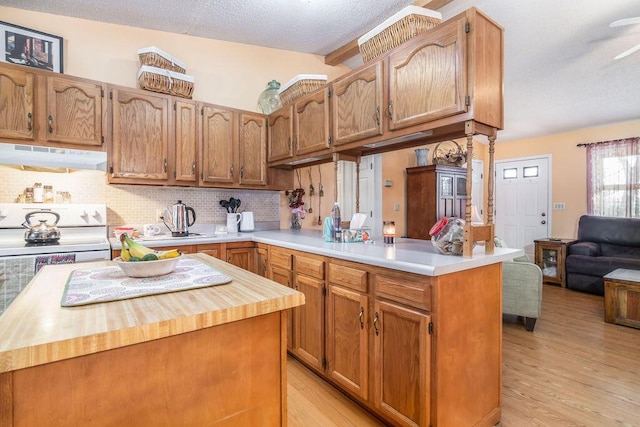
[495,156,550,254]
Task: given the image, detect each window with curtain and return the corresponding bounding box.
[586,137,640,217]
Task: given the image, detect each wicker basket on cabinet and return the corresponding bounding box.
[278,74,327,106]
[358,6,442,63]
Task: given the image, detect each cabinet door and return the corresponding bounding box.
[110,88,170,181]
[239,112,267,186]
[272,266,295,351]
[196,243,222,259]
[0,66,35,141]
[295,273,325,371]
[453,173,467,218]
[200,104,235,185]
[326,284,369,400]
[174,99,197,184]
[373,300,430,427]
[437,173,456,219]
[46,76,104,147]
[255,246,269,278]
[293,88,330,156]
[387,17,467,130]
[267,106,293,162]
[332,61,383,145]
[225,247,255,272]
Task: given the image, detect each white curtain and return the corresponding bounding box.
[587,137,640,217]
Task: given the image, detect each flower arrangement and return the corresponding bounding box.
[285,188,305,210]
[433,140,467,167]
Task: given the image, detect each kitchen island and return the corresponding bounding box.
[108,229,523,426]
[0,253,304,426]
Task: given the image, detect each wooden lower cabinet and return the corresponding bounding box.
[326,283,369,400]
[255,244,269,277]
[271,266,295,351]
[264,244,502,427]
[224,242,255,273]
[374,300,430,426]
[293,253,325,372]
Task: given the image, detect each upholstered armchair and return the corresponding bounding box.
[502,256,543,332]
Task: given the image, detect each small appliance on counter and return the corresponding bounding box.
[162,200,196,237]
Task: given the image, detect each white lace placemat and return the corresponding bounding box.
[61,257,232,307]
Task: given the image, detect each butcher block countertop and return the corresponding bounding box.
[0,253,304,374]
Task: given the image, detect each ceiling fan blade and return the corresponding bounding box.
[614,43,640,60]
[610,17,640,27]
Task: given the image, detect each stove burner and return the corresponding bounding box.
[25,241,61,247]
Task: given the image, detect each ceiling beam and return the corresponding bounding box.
[324,0,453,66]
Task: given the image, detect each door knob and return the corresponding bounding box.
[541,212,546,216]
[541,220,546,224]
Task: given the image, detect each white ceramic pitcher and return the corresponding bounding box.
[240,212,255,232]
[226,213,241,233]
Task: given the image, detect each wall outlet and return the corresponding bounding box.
[156,209,165,222]
[394,203,401,211]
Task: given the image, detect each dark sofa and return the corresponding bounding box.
[565,215,640,295]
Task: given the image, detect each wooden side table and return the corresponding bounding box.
[604,269,640,329]
[534,238,577,287]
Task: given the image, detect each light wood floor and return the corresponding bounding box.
[287,284,640,426]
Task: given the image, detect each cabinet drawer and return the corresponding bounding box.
[271,248,292,269]
[374,272,431,311]
[328,262,367,292]
[295,255,325,280]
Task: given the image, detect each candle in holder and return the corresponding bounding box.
[383,221,396,244]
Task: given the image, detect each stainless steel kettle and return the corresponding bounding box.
[163,200,196,237]
[22,210,61,243]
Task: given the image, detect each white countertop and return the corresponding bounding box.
[252,230,523,276]
[112,229,524,277]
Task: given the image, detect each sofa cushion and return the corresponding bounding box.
[577,215,640,247]
[568,241,599,256]
[600,242,640,258]
[566,255,640,277]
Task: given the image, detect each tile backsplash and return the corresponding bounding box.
[0,166,280,226]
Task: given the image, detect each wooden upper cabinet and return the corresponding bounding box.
[239,112,267,186]
[45,76,104,147]
[199,104,235,185]
[267,106,293,162]
[331,61,383,145]
[293,87,330,156]
[387,16,467,131]
[173,99,197,185]
[0,66,35,141]
[109,87,170,182]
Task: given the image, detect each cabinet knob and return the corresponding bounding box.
[27,112,33,131]
[359,307,364,330]
[48,115,53,133]
[388,101,394,121]
[375,106,380,126]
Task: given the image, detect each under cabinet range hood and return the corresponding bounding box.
[0,143,107,171]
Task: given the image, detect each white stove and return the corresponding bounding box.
[0,203,111,315]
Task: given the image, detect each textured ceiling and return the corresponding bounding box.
[4,0,640,143]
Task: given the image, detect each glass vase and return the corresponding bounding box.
[258,80,282,114]
[291,212,302,229]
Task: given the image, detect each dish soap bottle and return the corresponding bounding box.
[331,202,341,242]
[258,80,282,114]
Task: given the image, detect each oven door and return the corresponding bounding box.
[0,249,111,316]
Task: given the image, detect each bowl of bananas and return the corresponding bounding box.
[115,233,182,278]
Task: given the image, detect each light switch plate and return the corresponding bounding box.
[553,202,566,210]
[157,209,165,222]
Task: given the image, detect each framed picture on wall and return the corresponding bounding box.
[0,21,63,73]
